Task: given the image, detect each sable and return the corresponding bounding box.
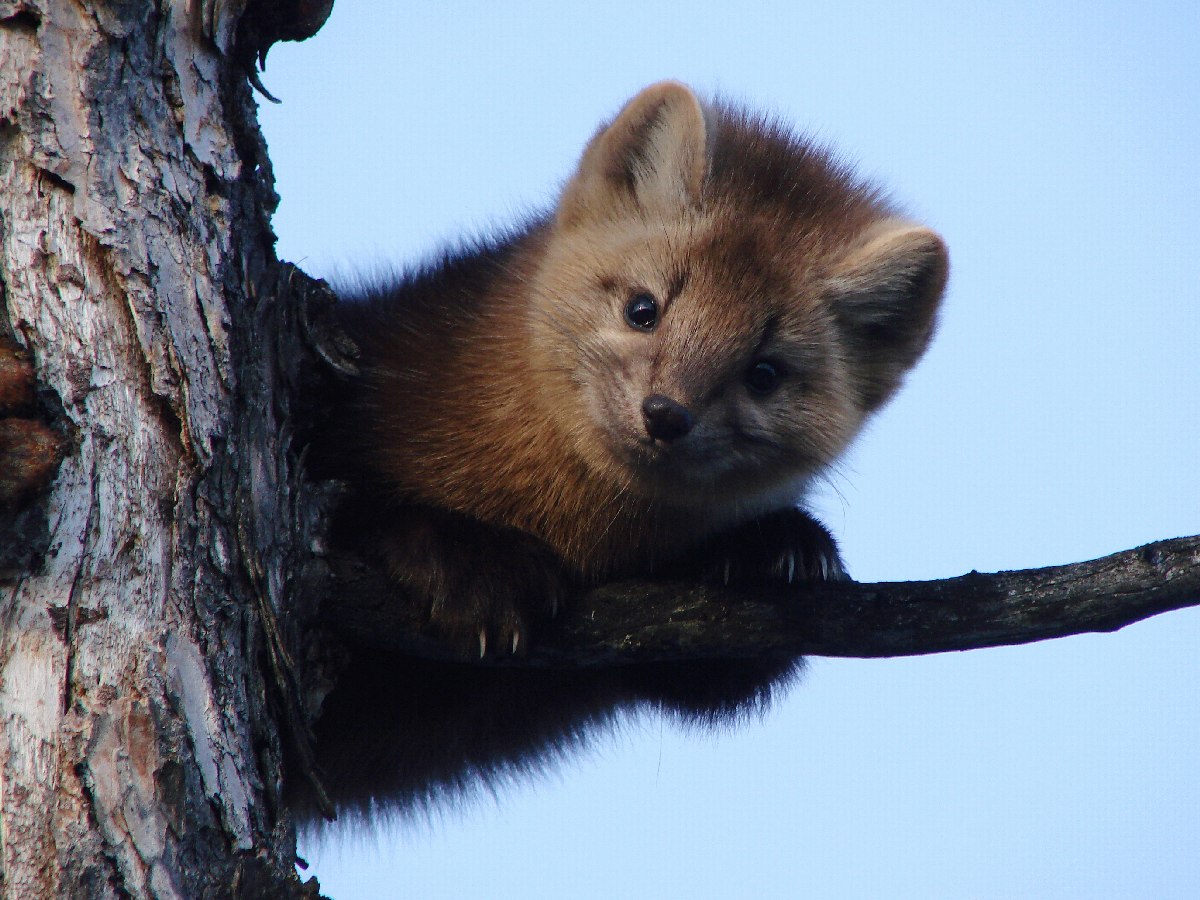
[301,82,950,819]
[327,82,947,654]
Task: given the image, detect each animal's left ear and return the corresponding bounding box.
[826,222,949,412]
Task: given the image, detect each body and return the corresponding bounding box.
[305,82,947,815]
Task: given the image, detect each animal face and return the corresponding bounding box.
[531,212,864,512]
[528,81,947,513]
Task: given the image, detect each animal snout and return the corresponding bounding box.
[642,394,694,443]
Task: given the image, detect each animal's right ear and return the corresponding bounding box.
[557,81,707,228]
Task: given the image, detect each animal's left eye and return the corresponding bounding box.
[744,360,783,395]
[624,292,659,331]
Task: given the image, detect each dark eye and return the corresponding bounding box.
[624,292,659,331]
[744,360,782,396]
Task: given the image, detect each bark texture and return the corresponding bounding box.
[324,535,1200,666]
[0,1,327,897]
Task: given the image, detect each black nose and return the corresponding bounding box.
[642,394,694,443]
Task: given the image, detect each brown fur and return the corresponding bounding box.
[302,84,947,817]
[336,82,946,651]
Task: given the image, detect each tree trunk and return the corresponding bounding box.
[0,1,326,896]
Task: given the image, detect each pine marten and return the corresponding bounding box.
[304,82,948,818]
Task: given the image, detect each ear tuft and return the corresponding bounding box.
[558,81,708,228]
[827,222,949,412]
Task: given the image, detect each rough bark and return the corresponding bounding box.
[0,1,328,897]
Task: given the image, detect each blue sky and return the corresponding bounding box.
[258,2,1199,897]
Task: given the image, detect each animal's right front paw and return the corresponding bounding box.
[378,511,569,659]
[0,339,64,513]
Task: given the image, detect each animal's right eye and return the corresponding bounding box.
[744,359,783,396]
[624,292,659,331]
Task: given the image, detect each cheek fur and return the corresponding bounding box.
[572,332,658,461]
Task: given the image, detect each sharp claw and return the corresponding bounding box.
[512,631,520,655]
[478,629,487,658]
[830,554,847,581]
[786,550,796,584]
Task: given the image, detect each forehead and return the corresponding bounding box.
[592,211,825,300]
[686,218,808,299]
[652,213,838,335]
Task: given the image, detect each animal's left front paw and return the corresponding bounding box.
[698,508,848,586]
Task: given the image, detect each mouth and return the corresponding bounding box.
[619,434,730,485]
[588,396,732,488]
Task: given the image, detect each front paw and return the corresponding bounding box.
[697,508,848,586]
[377,510,569,659]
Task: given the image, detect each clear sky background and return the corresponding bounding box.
[257,3,1199,897]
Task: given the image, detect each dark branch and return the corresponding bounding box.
[321,534,1200,667]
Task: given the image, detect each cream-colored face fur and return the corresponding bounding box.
[530,212,863,507]
[526,82,946,512]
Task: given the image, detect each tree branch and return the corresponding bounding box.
[322,534,1200,666]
